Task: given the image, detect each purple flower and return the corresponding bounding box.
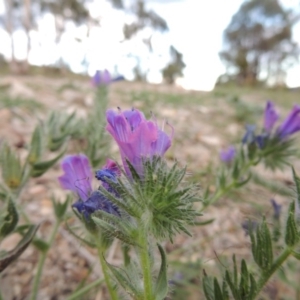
[270,199,282,220]
[264,101,279,133]
[220,146,236,163]
[106,108,173,176]
[95,159,121,193]
[277,105,300,138]
[92,70,124,87]
[242,124,256,144]
[58,154,120,218]
[58,154,93,201]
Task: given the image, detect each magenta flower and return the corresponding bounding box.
[58,154,93,201]
[277,105,300,138]
[220,146,236,163]
[92,70,124,87]
[264,101,279,133]
[106,108,173,176]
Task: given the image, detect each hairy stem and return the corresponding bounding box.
[253,247,291,299]
[30,220,60,300]
[139,226,154,300]
[65,278,104,300]
[96,239,118,300]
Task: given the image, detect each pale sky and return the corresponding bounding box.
[0,0,299,91]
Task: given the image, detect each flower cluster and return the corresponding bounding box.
[58,108,173,218]
[243,101,300,148]
[58,155,120,218]
[106,108,173,177]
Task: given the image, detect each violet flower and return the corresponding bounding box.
[106,108,173,176]
[220,146,236,163]
[270,199,282,220]
[58,154,119,218]
[264,101,279,133]
[277,105,300,138]
[95,159,121,194]
[58,154,93,201]
[92,70,124,87]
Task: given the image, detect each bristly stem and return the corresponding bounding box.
[95,239,118,300]
[139,224,154,300]
[253,247,292,299]
[30,220,60,300]
[65,278,104,300]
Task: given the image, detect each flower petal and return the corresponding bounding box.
[58,154,93,201]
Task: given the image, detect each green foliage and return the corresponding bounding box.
[83,87,110,167]
[154,244,168,300]
[0,144,23,190]
[285,202,299,247]
[0,198,19,239]
[260,137,297,170]
[95,157,200,243]
[0,225,39,273]
[28,126,43,164]
[0,94,44,112]
[46,111,82,151]
[31,148,66,177]
[52,195,70,220]
[250,217,273,270]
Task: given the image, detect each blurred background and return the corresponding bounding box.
[1,1,300,299]
[0,0,300,91]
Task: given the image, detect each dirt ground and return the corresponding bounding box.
[0,75,299,299]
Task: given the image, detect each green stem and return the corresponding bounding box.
[203,159,257,210]
[139,228,154,300]
[96,240,118,300]
[253,247,291,299]
[65,278,104,300]
[30,220,60,300]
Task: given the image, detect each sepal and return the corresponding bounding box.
[52,195,70,220]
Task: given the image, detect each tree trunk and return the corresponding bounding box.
[23,0,31,73]
[4,0,17,73]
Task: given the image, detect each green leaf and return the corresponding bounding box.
[285,201,299,247]
[292,168,300,212]
[92,215,137,246]
[225,270,241,300]
[214,278,224,299]
[0,224,39,272]
[239,259,249,298]
[202,272,214,300]
[65,223,96,248]
[0,198,19,238]
[248,274,257,299]
[106,261,142,298]
[154,244,168,300]
[31,148,66,177]
[28,126,43,164]
[32,238,49,252]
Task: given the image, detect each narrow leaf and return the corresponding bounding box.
[0,224,39,272]
[155,244,168,300]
